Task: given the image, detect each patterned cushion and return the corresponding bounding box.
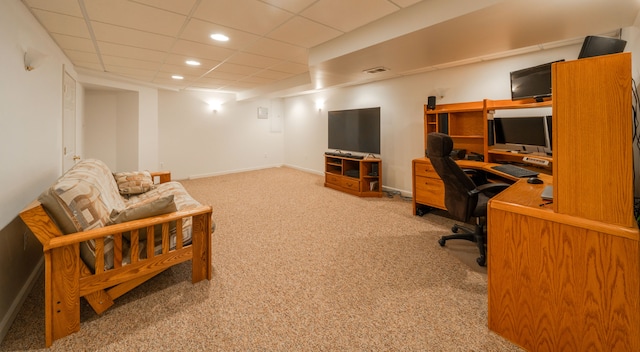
[38,159,212,272]
[113,171,155,195]
[38,159,127,271]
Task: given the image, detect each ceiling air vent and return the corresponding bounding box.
[362,66,389,74]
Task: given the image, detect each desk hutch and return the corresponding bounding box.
[413,53,640,350]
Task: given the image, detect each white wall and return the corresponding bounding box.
[157,90,285,180]
[116,91,139,172]
[79,75,158,171]
[283,44,581,195]
[85,91,118,167]
[0,0,79,342]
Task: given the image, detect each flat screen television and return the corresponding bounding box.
[578,35,626,59]
[328,107,380,154]
[493,116,550,153]
[510,60,563,102]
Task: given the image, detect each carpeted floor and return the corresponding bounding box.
[1,167,521,351]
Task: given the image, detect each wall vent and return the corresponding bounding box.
[362,66,389,74]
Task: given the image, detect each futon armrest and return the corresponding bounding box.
[44,205,212,251]
[150,171,171,184]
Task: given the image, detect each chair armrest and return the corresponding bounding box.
[150,171,171,184]
[469,182,510,197]
[462,168,488,185]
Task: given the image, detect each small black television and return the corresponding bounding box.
[578,35,626,59]
[328,107,380,154]
[493,116,549,152]
[510,60,563,102]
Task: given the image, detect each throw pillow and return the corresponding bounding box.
[108,194,177,224]
[114,171,155,195]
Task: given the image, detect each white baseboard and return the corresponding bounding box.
[0,257,44,344]
[187,164,285,180]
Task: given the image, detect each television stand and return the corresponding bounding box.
[324,154,382,197]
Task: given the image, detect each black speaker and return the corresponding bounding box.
[369,163,379,176]
[427,96,436,110]
[487,119,494,146]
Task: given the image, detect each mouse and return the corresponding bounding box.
[527,177,543,184]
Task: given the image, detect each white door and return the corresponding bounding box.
[63,69,78,171]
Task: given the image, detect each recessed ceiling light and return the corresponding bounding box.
[210,33,229,42]
[171,75,184,80]
[185,60,200,66]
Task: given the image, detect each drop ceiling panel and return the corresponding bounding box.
[64,50,102,65]
[242,37,308,63]
[226,52,284,69]
[133,0,199,15]
[101,55,163,71]
[91,23,175,51]
[162,54,220,69]
[269,61,308,75]
[98,42,166,62]
[180,18,261,49]
[171,40,237,62]
[23,0,83,17]
[301,0,400,32]
[30,9,90,38]
[261,0,318,13]
[267,16,343,48]
[83,0,186,37]
[193,0,292,35]
[51,34,96,53]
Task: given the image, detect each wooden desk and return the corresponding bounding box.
[487,182,640,351]
[411,157,550,215]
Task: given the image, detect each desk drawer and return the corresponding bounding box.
[415,175,445,209]
[325,173,342,186]
[341,177,360,191]
[414,161,440,179]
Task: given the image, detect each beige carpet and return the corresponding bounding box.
[1,167,520,351]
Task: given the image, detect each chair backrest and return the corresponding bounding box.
[426,132,478,221]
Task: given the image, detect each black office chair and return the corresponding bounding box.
[426,132,509,266]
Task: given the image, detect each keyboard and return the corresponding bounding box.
[491,164,539,178]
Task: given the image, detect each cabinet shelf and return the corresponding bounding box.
[324,155,382,197]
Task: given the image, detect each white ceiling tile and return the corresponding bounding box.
[130,0,199,15]
[171,40,237,63]
[252,69,294,80]
[260,0,319,13]
[242,37,308,64]
[98,42,166,62]
[162,54,220,70]
[267,16,343,48]
[92,23,175,51]
[23,0,84,16]
[193,0,293,35]
[215,63,263,76]
[83,0,186,37]
[51,34,96,53]
[269,61,308,75]
[302,0,399,32]
[30,9,90,38]
[180,18,261,50]
[390,0,424,8]
[101,55,163,70]
[64,49,102,64]
[225,52,285,69]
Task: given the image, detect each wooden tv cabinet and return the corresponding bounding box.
[324,154,382,197]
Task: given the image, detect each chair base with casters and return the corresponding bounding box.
[438,217,487,266]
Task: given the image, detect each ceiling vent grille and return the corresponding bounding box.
[363,66,389,74]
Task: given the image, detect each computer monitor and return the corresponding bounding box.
[578,36,626,59]
[493,116,549,153]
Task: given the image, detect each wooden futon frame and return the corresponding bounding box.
[20,172,213,347]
